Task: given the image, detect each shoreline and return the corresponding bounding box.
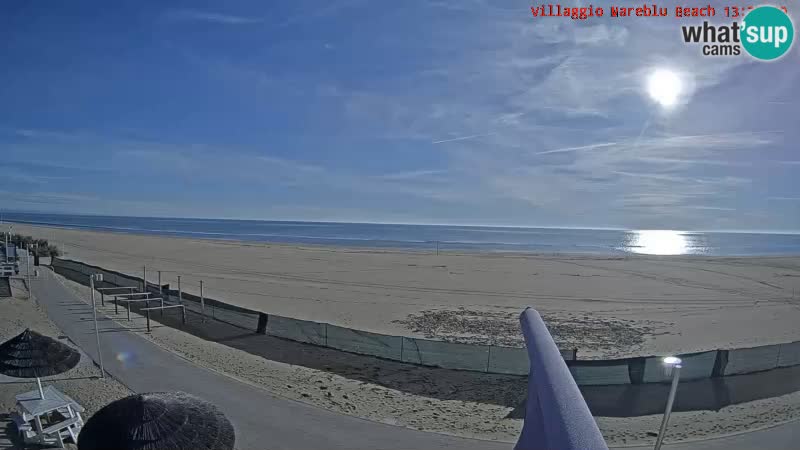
[8,221,800,259]
[10,222,800,359]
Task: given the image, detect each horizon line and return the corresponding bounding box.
[2,209,800,235]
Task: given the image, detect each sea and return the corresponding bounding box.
[2,212,800,256]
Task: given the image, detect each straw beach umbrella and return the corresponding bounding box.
[0,328,80,398]
[78,391,235,450]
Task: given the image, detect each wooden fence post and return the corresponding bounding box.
[257,313,268,334]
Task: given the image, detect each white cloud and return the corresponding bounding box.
[0,190,185,217]
[0,172,69,185]
[373,170,448,181]
[162,9,261,25]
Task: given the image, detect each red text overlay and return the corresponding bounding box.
[530,4,789,20]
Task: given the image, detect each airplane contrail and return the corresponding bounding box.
[534,142,617,155]
[431,132,496,144]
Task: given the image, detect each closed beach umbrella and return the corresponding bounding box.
[0,328,80,398]
[78,391,235,450]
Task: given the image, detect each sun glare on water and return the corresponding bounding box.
[629,230,689,255]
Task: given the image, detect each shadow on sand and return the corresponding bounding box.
[124,302,528,407]
[582,364,800,417]
[116,300,800,417]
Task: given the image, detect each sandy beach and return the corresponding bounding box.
[13,223,800,358]
[48,265,800,445]
[2,231,799,446]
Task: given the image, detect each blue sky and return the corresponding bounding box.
[0,0,798,230]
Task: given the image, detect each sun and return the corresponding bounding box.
[646,69,683,108]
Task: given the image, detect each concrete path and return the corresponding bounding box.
[27,263,799,450]
[620,420,799,450]
[30,265,509,450]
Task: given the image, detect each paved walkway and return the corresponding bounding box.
[621,420,799,450]
[28,264,799,450]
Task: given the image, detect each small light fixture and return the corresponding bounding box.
[654,356,684,450]
[662,356,682,366]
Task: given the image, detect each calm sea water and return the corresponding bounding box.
[3,212,800,256]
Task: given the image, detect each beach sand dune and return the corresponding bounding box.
[15,223,800,358]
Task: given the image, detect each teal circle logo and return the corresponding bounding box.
[741,6,795,61]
